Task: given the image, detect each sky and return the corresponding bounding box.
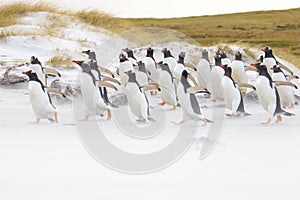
[2,0,300,18]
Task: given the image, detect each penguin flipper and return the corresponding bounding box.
[278,63,294,75]
[282,110,295,116]
[274,81,298,89]
[101,76,121,85]
[187,85,207,94]
[44,67,61,77]
[97,81,118,91]
[47,87,66,98]
[238,83,256,90]
[99,67,115,78]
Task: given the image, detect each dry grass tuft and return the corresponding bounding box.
[46,55,73,68]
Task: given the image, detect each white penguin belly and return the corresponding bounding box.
[143,57,159,83]
[159,71,176,105]
[231,60,247,83]
[210,67,225,99]
[28,82,56,119]
[256,77,276,112]
[272,73,294,107]
[196,59,211,89]
[221,77,241,112]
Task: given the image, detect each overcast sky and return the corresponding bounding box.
[2,0,300,18]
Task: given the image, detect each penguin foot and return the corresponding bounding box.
[171,120,184,125]
[136,118,147,123]
[204,93,211,98]
[290,103,295,108]
[202,119,207,126]
[172,105,177,110]
[241,91,247,97]
[107,109,112,120]
[54,112,58,123]
[275,115,282,123]
[212,98,217,103]
[261,118,271,124]
[226,113,240,117]
[159,101,166,106]
[31,118,40,124]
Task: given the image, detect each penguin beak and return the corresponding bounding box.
[82,51,89,55]
[250,63,258,67]
[22,71,29,75]
[136,61,141,65]
[219,65,225,69]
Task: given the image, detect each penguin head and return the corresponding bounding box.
[30,56,41,65]
[119,53,128,62]
[124,70,136,83]
[72,60,84,67]
[202,49,208,56]
[234,51,242,60]
[251,63,268,72]
[159,63,170,71]
[214,54,222,66]
[178,52,185,64]
[181,69,188,79]
[82,50,91,56]
[146,47,154,55]
[262,46,273,57]
[161,48,173,58]
[122,48,135,59]
[88,51,96,60]
[136,61,146,72]
[271,65,282,73]
[22,70,39,81]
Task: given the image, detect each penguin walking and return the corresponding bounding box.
[220,65,254,116]
[172,70,208,125]
[82,50,117,107]
[22,70,58,123]
[231,51,248,96]
[142,47,159,84]
[123,48,138,66]
[271,65,296,108]
[210,55,225,101]
[123,70,151,122]
[29,56,61,87]
[173,52,186,81]
[216,50,231,66]
[161,48,177,73]
[136,61,151,101]
[196,49,211,96]
[73,60,116,121]
[252,63,296,124]
[118,54,134,86]
[158,63,177,109]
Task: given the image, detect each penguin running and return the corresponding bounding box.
[231,51,248,96]
[161,48,177,73]
[196,49,212,97]
[22,70,58,123]
[216,50,231,66]
[123,48,138,66]
[118,53,134,86]
[142,47,159,84]
[123,70,152,122]
[73,60,116,121]
[172,70,209,125]
[251,63,296,124]
[158,63,177,109]
[136,61,151,101]
[271,65,296,108]
[220,65,254,116]
[210,54,225,101]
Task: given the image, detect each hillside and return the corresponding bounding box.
[0,3,299,67]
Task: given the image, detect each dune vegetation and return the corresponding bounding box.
[0,2,299,66]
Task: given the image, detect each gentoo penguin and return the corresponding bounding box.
[196,49,212,96]
[123,48,137,66]
[29,56,61,87]
[142,47,159,83]
[262,46,294,76]
[123,70,151,122]
[161,48,177,73]
[231,51,248,96]
[22,70,58,123]
[73,60,115,121]
[82,50,115,107]
[271,65,295,108]
[220,65,254,116]
[172,70,208,125]
[252,63,295,124]
[173,52,186,81]
[136,61,151,101]
[210,55,225,101]
[118,53,134,85]
[158,63,177,109]
[216,50,231,66]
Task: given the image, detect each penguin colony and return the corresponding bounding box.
[22,46,299,125]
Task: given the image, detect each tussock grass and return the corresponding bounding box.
[46,55,73,68]
[0,2,57,27]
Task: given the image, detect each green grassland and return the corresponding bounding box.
[1,2,299,66]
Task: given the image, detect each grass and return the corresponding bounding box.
[0,2,299,66]
[46,55,73,68]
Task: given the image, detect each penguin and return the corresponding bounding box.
[220,65,253,116]
[73,60,114,121]
[123,48,137,66]
[29,56,61,87]
[82,50,116,107]
[173,52,186,81]
[118,53,134,86]
[158,63,177,109]
[262,46,294,76]
[210,54,225,101]
[136,61,151,101]
[172,70,208,125]
[230,51,248,96]
[22,70,58,123]
[161,48,178,73]
[271,65,296,108]
[196,49,211,96]
[216,50,231,66]
[252,63,295,124]
[123,70,151,122]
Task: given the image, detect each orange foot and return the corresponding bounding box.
[172,105,176,110]
[171,120,184,125]
[289,103,295,109]
[159,101,166,106]
[107,109,112,120]
[275,115,282,123]
[261,118,271,124]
